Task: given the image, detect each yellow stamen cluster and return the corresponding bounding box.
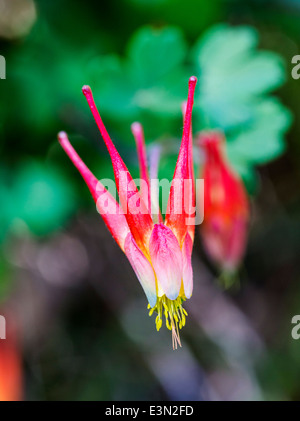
[148,295,188,349]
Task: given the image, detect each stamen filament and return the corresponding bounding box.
[148,295,187,350]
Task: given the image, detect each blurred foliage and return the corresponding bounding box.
[0,2,292,239]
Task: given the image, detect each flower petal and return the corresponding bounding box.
[58,132,130,251]
[82,86,153,254]
[149,223,183,301]
[124,233,157,308]
[182,233,193,298]
[165,76,197,246]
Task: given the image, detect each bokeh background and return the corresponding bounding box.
[1,0,300,401]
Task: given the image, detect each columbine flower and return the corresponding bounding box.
[199,130,250,276]
[58,76,197,348]
[0,318,22,401]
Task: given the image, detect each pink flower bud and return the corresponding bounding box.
[199,131,250,274]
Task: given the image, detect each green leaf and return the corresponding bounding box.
[194,25,259,70]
